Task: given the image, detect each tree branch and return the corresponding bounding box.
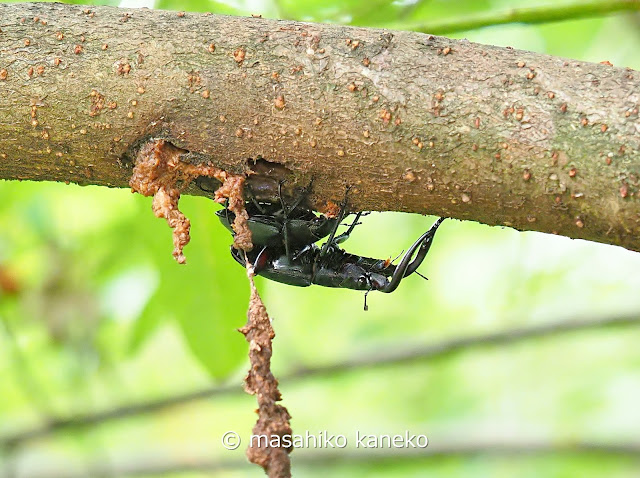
[393,0,640,34]
[1,312,638,448]
[0,4,639,250]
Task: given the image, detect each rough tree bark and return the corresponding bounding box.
[0,3,639,250]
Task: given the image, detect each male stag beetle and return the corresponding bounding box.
[217,183,445,310]
[231,216,444,310]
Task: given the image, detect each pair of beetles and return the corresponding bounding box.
[216,183,444,310]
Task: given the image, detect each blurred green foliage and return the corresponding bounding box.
[1,0,640,477]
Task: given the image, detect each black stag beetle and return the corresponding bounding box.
[231,215,444,310]
[217,183,445,310]
[216,181,342,260]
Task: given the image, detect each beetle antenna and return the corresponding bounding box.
[363,289,371,312]
[390,249,404,265]
[415,271,429,281]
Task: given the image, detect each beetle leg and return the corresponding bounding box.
[292,243,315,261]
[223,199,234,234]
[254,246,270,273]
[278,178,315,260]
[283,178,314,213]
[378,217,445,293]
[277,180,289,215]
[276,180,293,260]
[333,212,363,245]
[245,184,268,214]
[320,188,351,256]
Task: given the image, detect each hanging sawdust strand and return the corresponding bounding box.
[131,139,291,475]
[129,139,251,262]
[239,262,293,478]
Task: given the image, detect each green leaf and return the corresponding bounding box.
[154,0,241,15]
[134,196,249,379]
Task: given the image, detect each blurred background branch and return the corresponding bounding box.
[2,312,638,449]
[14,441,640,478]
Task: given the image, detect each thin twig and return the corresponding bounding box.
[390,0,640,34]
[1,313,638,448]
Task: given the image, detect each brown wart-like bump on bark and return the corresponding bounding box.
[403,169,416,182]
[620,184,629,198]
[239,267,292,478]
[234,47,246,63]
[129,139,252,262]
[117,61,131,75]
[89,90,105,116]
